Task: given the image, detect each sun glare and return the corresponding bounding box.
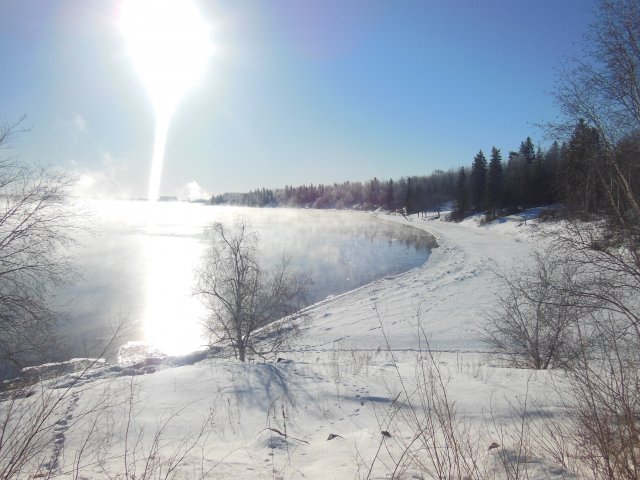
[120,0,212,200]
[120,0,211,114]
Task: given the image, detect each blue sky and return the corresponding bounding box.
[1,1,594,198]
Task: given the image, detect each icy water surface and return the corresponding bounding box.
[57,200,435,359]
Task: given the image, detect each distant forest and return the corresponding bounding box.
[210,118,639,221]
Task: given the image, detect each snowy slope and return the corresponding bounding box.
[3,212,569,479]
[297,212,535,353]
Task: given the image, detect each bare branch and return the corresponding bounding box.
[195,219,311,361]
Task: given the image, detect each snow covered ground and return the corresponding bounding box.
[2,211,572,479]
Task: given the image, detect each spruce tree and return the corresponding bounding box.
[531,145,546,206]
[542,141,561,205]
[519,137,536,164]
[562,119,603,213]
[384,179,394,211]
[470,150,488,211]
[405,177,414,213]
[453,167,468,220]
[518,137,536,205]
[485,147,504,217]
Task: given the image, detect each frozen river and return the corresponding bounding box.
[57,200,435,359]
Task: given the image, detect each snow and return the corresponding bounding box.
[297,211,535,354]
[2,211,572,479]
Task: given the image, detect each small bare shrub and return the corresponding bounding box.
[364,311,486,480]
[561,314,640,480]
[484,251,590,370]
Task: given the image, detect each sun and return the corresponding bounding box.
[120,0,211,115]
[119,0,212,200]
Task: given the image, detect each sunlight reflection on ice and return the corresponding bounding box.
[142,234,206,355]
[60,199,433,360]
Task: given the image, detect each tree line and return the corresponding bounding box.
[211,119,636,224]
[454,121,639,222]
[210,172,456,214]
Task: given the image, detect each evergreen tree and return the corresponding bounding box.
[470,150,488,211]
[365,177,382,206]
[531,145,546,206]
[453,167,468,220]
[384,179,394,210]
[544,141,561,204]
[503,151,523,208]
[485,147,504,217]
[562,119,603,213]
[517,137,536,205]
[519,137,536,164]
[405,177,414,213]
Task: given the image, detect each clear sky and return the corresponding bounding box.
[1,0,594,199]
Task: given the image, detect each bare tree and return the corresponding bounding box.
[555,0,640,146]
[548,5,640,473]
[0,118,80,377]
[554,0,640,241]
[540,219,640,479]
[484,251,591,370]
[195,220,310,361]
[561,313,640,480]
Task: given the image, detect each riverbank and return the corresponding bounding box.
[3,211,566,479]
[295,210,536,353]
[56,200,435,360]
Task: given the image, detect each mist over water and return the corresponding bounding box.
[57,200,435,360]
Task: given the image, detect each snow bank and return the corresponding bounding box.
[4,211,572,479]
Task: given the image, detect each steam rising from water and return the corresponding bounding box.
[58,202,435,359]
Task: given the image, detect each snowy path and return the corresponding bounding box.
[297,213,534,354]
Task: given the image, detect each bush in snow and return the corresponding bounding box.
[484,251,590,370]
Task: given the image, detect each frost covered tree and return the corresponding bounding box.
[0,118,79,376]
[196,220,310,361]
